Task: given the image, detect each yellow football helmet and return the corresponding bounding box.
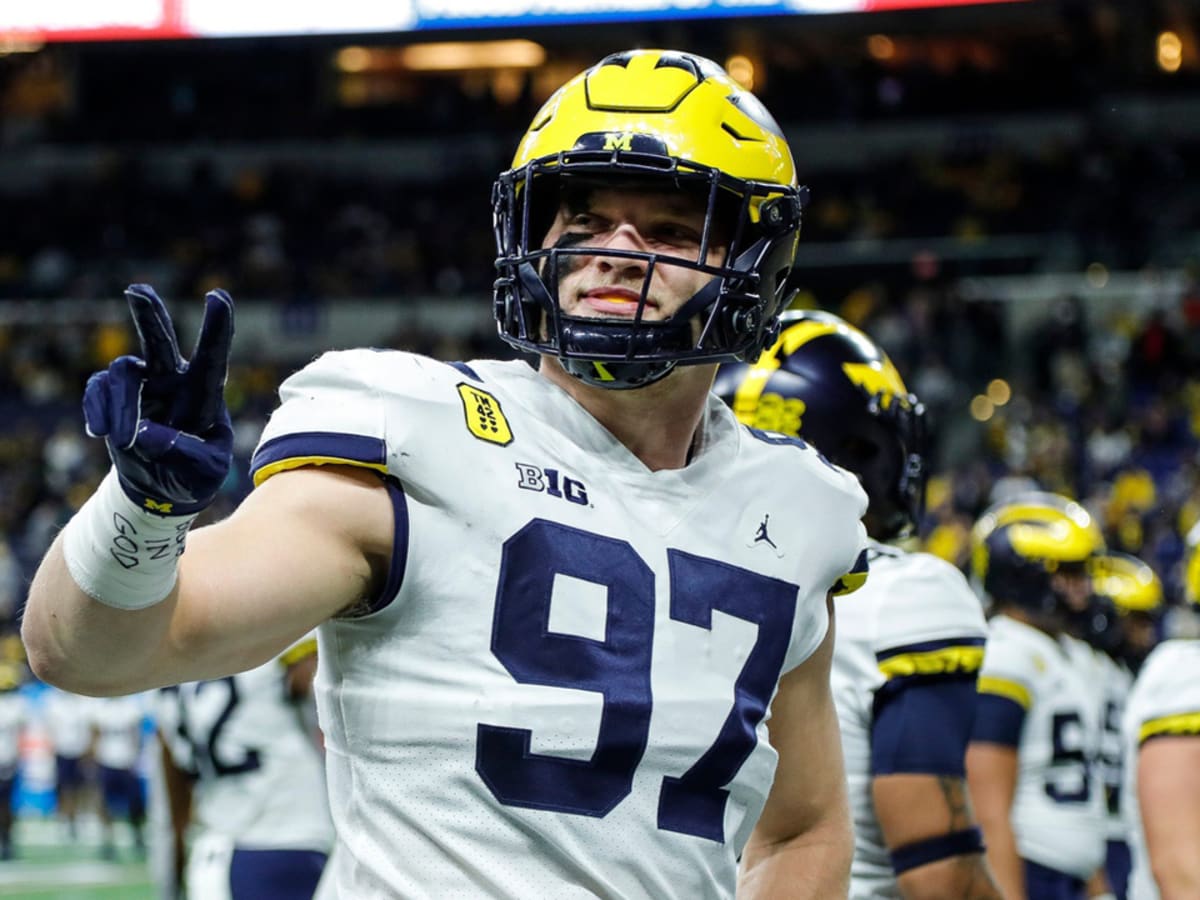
[971,492,1106,615]
[1091,551,1164,615]
[493,49,805,389]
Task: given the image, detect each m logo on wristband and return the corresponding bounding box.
[144,498,175,514]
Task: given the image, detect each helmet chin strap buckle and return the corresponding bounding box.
[726,305,761,338]
[758,194,803,236]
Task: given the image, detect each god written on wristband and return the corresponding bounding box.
[108,511,189,570]
[63,470,198,610]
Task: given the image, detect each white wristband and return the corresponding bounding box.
[62,470,197,610]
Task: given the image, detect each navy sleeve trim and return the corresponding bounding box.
[357,477,409,617]
[251,431,388,486]
[448,361,482,382]
[970,692,1026,747]
[871,675,979,775]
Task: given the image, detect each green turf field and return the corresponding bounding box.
[0,817,156,899]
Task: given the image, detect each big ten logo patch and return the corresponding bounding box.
[457,383,513,446]
[515,463,589,506]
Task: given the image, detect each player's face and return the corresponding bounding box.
[1051,568,1093,614]
[1121,611,1157,657]
[541,185,727,323]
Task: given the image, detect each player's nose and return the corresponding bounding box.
[593,224,650,275]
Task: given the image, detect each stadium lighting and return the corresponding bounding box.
[398,40,546,71]
[867,34,895,60]
[986,379,1011,406]
[335,46,373,73]
[1157,31,1183,73]
[969,395,995,422]
[0,35,43,54]
[725,54,755,90]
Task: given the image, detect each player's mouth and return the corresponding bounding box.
[580,287,656,317]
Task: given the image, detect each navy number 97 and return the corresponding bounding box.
[475,519,799,843]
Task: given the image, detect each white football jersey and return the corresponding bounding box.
[89,694,148,770]
[976,615,1106,877]
[1121,639,1200,900]
[0,692,26,772]
[157,637,333,853]
[833,541,988,899]
[42,689,92,759]
[250,352,870,900]
[1095,651,1134,842]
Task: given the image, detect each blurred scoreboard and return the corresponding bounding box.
[1,0,1031,42]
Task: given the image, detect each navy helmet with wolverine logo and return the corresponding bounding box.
[713,310,927,540]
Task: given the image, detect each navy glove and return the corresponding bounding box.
[83,284,235,516]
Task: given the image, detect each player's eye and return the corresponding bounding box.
[567,212,603,231]
[652,222,703,246]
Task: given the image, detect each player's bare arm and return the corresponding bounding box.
[26,463,389,695]
[966,742,1025,900]
[22,287,393,695]
[158,731,194,893]
[1138,735,1200,897]
[738,595,853,899]
[873,774,1002,900]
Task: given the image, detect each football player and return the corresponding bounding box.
[157,633,332,900]
[89,692,151,860]
[23,51,870,898]
[1119,525,1200,899]
[42,687,94,843]
[0,664,26,860]
[714,310,1002,899]
[1085,551,1163,899]
[968,493,1108,899]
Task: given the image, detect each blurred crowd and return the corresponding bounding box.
[0,133,1197,307]
[4,254,1200,642]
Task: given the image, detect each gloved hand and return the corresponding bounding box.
[83,284,235,516]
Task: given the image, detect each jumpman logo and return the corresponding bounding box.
[754,514,777,550]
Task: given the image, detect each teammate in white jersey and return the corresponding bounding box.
[1084,551,1163,900]
[157,633,332,899]
[22,50,871,899]
[968,493,1108,900]
[89,692,150,860]
[714,310,1002,899]
[43,687,96,842]
[1119,527,1200,899]
[0,664,26,859]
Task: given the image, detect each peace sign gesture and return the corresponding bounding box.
[83,284,235,517]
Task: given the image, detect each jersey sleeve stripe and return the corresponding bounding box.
[977,675,1032,710]
[877,644,985,679]
[871,676,979,775]
[367,478,410,615]
[1139,711,1200,744]
[448,360,483,382]
[971,691,1026,746]
[251,432,388,487]
[831,548,869,597]
[279,638,318,667]
[878,636,987,660]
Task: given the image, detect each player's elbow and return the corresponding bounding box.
[22,616,77,692]
[22,611,128,697]
[1151,851,1200,899]
[896,855,1002,900]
